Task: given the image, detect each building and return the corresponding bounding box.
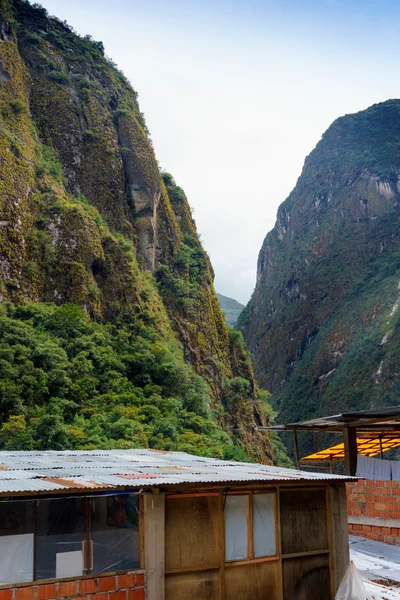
[0,450,353,600]
[261,406,400,546]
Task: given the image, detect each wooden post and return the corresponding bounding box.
[293,429,301,470]
[143,492,165,600]
[328,484,350,595]
[343,426,357,476]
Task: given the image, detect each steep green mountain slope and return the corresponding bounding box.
[217,293,244,327]
[238,100,400,456]
[0,0,278,462]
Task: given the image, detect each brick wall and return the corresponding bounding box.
[0,572,145,600]
[347,480,400,545]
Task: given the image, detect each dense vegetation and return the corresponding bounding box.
[0,0,288,464]
[0,301,252,459]
[239,100,400,458]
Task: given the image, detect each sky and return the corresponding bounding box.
[38,0,400,304]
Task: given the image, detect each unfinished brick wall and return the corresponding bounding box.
[347,480,400,545]
[0,572,145,600]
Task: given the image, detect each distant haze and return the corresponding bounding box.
[39,0,400,304]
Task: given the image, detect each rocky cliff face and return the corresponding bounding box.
[0,0,275,462]
[239,100,400,453]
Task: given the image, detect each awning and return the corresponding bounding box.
[258,405,400,433]
[302,432,400,463]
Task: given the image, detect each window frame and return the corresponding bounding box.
[0,492,142,586]
[224,490,278,565]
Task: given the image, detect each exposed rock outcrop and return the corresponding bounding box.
[239,100,400,455]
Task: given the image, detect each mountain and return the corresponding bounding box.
[238,100,400,456]
[0,0,280,462]
[217,293,244,327]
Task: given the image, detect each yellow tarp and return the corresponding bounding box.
[302,433,400,463]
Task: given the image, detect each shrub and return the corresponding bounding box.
[36,144,63,180]
[48,70,70,84]
[9,99,25,115]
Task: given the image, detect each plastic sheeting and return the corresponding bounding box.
[391,461,400,482]
[91,495,140,573]
[0,533,33,584]
[253,493,276,557]
[356,455,391,481]
[224,495,248,561]
[356,454,399,481]
[335,561,371,600]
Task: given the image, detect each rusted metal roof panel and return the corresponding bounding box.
[0,450,355,495]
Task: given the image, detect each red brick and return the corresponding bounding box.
[91,594,108,600]
[362,525,371,533]
[134,575,144,589]
[128,591,144,600]
[58,582,78,598]
[38,585,57,600]
[109,592,126,600]
[16,587,34,600]
[371,526,381,533]
[0,590,13,600]
[98,578,116,593]
[117,576,135,590]
[79,580,97,595]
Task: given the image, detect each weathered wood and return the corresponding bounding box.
[218,493,225,600]
[165,495,219,570]
[143,492,165,600]
[328,484,349,595]
[343,426,358,475]
[280,489,328,555]
[165,569,219,600]
[293,429,301,469]
[282,554,330,600]
[225,561,280,600]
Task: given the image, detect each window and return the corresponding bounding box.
[0,493,140,586]
[253,493,276,557]
[224,492,276,562]
[225,495,248,561]
[0,500,34,585]
[91,495,140,573]
[36,498,87,580]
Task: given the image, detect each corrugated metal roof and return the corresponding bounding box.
[0,450,355,495]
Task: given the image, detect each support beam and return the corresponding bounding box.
[143,492,165,600]
[293,429,301,470]
[329,484,350,595]
[343,426,358,476]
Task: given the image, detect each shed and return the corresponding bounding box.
[260,406,400,545]
[0,450,353,600]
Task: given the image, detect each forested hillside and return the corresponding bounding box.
[217,293,244,327]
[0,0,282,463]
[239,100,400,456]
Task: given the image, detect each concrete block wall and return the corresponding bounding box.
[347,480,400,545]
[0,572,145,600]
